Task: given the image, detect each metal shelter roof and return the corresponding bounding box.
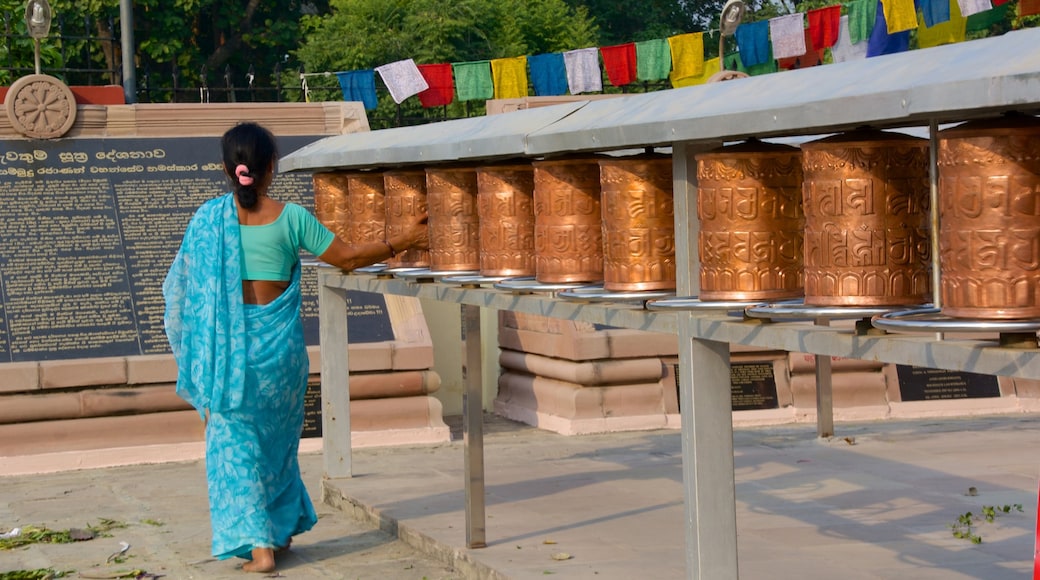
[280,27,1040,173]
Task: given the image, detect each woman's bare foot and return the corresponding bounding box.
[242,547,275,573]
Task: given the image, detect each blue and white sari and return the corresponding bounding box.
[163,193,317,560]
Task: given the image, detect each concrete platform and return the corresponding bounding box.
[2,414,1038,579]
[328,414,1040,579]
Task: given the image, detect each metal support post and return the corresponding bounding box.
[679,327,739,579]
[814,317,834,438]
[461,303,487,548]
[319,271,352,478]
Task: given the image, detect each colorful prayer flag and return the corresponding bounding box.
[667,33,705,79]
[808,5,842,49]
[635,39,672,81]
[335,70,377,110]
[528,53,569,96]
[374,58,428,104]
[563,48,602,94]
[416,63,454,108]
[769,14,807,60]
[491,56,528,99]
[453,61,493,102]
[735,21,771,68]
[881,0,919,32]
[671,57,720,88]
[600,43,637,87]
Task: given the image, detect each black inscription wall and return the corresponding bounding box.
[0,136,391,362]
[896,365,1001,401]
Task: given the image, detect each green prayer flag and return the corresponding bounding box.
[965,3,1009,32]
[849,0,878,45]
[724,52,778,76]
[635,39,672,82]
[452,61,493,102]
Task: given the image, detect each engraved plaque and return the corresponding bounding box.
[426,166,481,271]
[532,157,604,283]
[384,169,431,268]
[896,365,1000,401]
[599,154,676,291]
[938,116,1040,319]
[476,162,536,277]
[801,130,931,306]
[696,140,804,301]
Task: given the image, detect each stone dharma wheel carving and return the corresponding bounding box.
[5,73,77,139]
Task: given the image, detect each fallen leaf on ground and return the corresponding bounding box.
[550,552,572,561]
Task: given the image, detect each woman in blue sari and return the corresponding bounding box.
[163,122,427,573]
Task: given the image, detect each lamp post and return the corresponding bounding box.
[718,0,747,71]
[24,0,52,74]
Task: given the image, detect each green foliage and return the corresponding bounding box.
[949,504,1023,544]
[0,519,125,550]
[0,569,73,579]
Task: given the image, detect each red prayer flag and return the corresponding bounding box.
[777,29,823,70]
[599,43,637,87]
[1021,0,1040,15]
[416,63,454,108]
[807,5,841,49]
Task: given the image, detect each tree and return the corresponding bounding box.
[293,0,598,125]
[1,0,328,100]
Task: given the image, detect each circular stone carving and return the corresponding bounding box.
[4,74,76,139]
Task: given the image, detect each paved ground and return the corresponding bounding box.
[0,454,462,579]
[2,413,1038,579]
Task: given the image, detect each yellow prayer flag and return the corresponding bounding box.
[882,0,919,33]
[491,56,529,99]
[667,32,705,79]
[670,57,720,88]
[917,0,966,48]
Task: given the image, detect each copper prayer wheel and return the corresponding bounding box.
[801,130,931,306]
[476,162,536,277]
[532,157,604,283]
[312,171,349,239]
[599,154,675,291]
[426,166,481,271]
[695,140,804,301]
[938,115,1040,319]
[383,169,430,268]
[343,171,386,246]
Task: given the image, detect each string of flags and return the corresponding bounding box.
[304,0,1038,108]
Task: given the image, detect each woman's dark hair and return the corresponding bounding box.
[221,122,278,210]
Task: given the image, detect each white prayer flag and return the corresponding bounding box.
[769,13,807,60]
[375,58,429,104]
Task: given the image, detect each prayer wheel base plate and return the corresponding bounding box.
[494,278,591,295]
[745,302,906,322]
[646,296,779,314]
[557,286,674,305]
[872,309,1040,348]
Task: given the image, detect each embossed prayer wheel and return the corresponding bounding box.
[599,154,675,291]
[426,166,481,271]
[801,130,931,306]
[532,157,604,283]
[383,169,430,268]
[695,140,804,301]
[343,171,386,246]
[475,162,536,277]
[312,171,349,239]
[938,115,1040,319]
